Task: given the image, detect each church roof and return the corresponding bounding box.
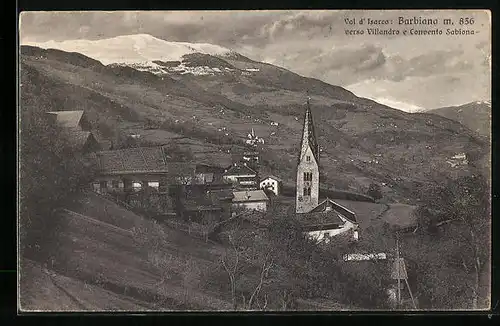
[310,198,358,224]
[298,99,320,164]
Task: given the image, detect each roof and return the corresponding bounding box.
[65,131,95,148]
[296,210,346,231]
[95,146,169,174]
[224,164,257,176]
[310,198,357,223]
[46,110,84,129]
[232,190,269,203]
[298,100,320,164]
[260,175,283,183]
[195,164,225,174]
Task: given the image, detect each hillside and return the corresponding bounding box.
[20,191,382,311]
[19,37,489,203]
[429,101,491,138]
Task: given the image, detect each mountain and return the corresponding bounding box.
[19,36,489,203]
[23,34,234,65]
[429,101,491,138]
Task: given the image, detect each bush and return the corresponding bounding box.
[367,183,383,200]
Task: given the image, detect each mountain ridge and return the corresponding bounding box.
[20,44,488,203]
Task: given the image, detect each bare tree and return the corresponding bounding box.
[220,234,240,309]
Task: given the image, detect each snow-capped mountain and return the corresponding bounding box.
[22,34,234,65]
[22,34,261,77]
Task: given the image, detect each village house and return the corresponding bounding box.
[90,146,177,194]
[298,198,359,243]
[193,163,226,185]
[231,189,269,214]
[223,163,259,190]
[259,175,283,196]
[173,183,234,222]
[46,110,100,153]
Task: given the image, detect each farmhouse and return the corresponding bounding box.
[194,163,225,185]
[232,189,269,213]
[46,110,100,153]
[259,175,283,196]
[223,163,259,190]
[174,183,234,222]
[90,146,178,194]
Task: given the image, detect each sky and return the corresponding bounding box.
[19,10,491,111]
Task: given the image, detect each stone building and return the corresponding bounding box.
[296,98,320,213]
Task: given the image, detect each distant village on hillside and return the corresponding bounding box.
[44,97,424,309]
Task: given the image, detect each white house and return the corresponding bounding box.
[231,189,269,213]
[259,175,283,196]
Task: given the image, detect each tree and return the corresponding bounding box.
[367,183,383,200]
[413,174,490,309]
[19,108,97,262]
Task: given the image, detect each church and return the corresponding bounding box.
[295,98,359,243]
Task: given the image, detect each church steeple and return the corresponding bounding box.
[298,96,320,165]
[296,95,320,214]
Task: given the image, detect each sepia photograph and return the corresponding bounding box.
[18,10,491,311]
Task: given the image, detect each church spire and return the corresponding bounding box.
[296,94,320,214]
[299,95,319,164]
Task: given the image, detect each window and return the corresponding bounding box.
[306,155,311,162]
[148,181,159,189]
[132,182,142,191]
[303,172,313,182]
[303,186,311,196]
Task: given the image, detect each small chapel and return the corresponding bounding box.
[295,97,359,243]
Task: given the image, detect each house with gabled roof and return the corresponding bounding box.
[223,163,258,190]
[90,146,181,194]
[68,130,101,153]
[296,197,359,243]
[46,110,100,153]
[259,175,283,196]
[232,189,269,213]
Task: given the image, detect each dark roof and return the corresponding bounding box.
[310,198,357,223]
[96,146,169,174]
[298,100,320,164]
[224,164,257,176]
[295,210,346,231]
[195,164,225,174]
[46,110,84,129]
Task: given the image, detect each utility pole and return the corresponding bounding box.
[396,234,401,308]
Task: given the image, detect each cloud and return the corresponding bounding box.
[19,10,491,109]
